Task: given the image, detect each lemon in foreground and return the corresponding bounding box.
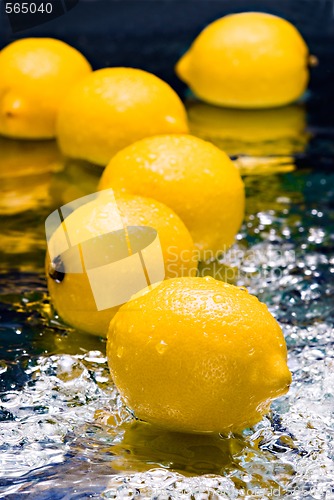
[99,134,244,259]
[0,38,91,139]
[107,277,291,434]
[57,68,189,166]
[176,12,309,108]
[46,192,197,336]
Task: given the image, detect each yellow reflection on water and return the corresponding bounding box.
[0,137,63,215]
[0,138,101,270]
[107,420,245,476]
[187,101,310,159]
[49,158,101,206]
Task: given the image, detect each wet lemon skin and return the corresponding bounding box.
[107,277,292,434]
[56,68,189,166]
[99,134,245,258]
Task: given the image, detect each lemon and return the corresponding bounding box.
[99,134,244,259]
[107,276,291,434]
[0,38,91,139]
[46,192,197,337]
[56,68,189,166]
[176,12,309,108]
[187,101,308,156]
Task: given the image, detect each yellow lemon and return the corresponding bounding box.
[46,192,197,337]
[176,12,309,108]
[107,276,291,434]
[187,101,309,156]
[56,68,189,166]
[99,134,244,259]
[0,38,91,139]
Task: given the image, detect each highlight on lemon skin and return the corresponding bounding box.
[176,12,310,108]
[99,134,245,259]
[107,276,292,434]
[187,101,309,157]
[46,192,198,337]
[56,67,189,166]
[0,38,92,139]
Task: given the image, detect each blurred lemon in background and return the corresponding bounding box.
[176,12,309,108]
[187,101,309,156]
[46,192,197,337]
[107,276,291,434]
[57,68,189,166]
[99,134,244,258]
[0,38,91,139]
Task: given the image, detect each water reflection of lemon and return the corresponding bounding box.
[107,276,291,434]
[109,420,245,475]
[245,172,305,216]
[0,38,91,139]
[187,102,309,156]
[99,134,244,258]
[42,328,105,356]
[49,159,101,206]
[176,12,309,108]
[57,68,189,166]
[0,137,62,214]
[46,193,197,337]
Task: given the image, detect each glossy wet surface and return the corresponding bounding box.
[0,102,333,498]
